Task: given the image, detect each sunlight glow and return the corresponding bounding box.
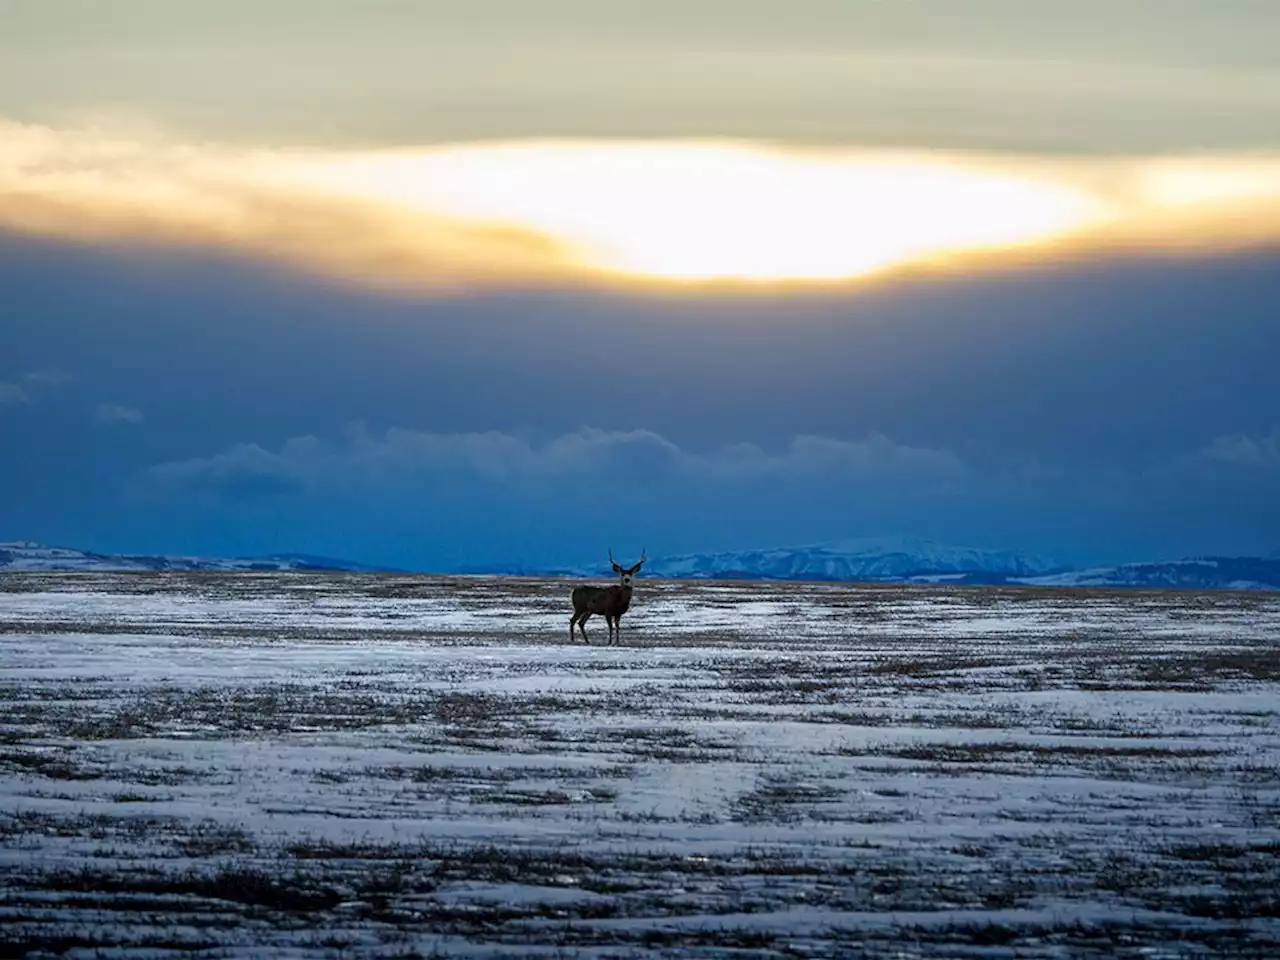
[287,143,1108,281]
[2,118,1280,292]
[1133,158,1280,208]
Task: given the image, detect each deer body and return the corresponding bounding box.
[570,550,645,644]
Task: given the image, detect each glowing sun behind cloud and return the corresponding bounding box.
[286,143,1108,282]
[2,118,1280,292]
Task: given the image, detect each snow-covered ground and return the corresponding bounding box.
[2,572,1278,957]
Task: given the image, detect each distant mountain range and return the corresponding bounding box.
[641,537,1061,581]
[640,540,1280,591]
[475,538,1280,590]
[3,537,1279,591]
[0,541,388,573]
[1016,557,1280,592]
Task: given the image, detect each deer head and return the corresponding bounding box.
[609,548,647,587]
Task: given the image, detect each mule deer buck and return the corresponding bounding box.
[570,549,646,644]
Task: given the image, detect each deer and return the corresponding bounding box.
[570,549,646,644]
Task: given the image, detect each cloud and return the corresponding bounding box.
[0,370,75,407]
[698,433,968,485]
[1110,429,1280,525]
[0,120,573,293]
[1159,430,1280,496]
[0,381,30,404]
[3,118,1280,292]
[139,426,969,502]
[23,369,73,388]
[110,424,1280,566]
[94,403,144,425]
[144,441,307,500]
[144,424,1280,516]
[1195,432,1280,470]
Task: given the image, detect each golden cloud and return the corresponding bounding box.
[2,118,1280,292]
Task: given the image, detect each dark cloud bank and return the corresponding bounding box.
[2,233,1277,570]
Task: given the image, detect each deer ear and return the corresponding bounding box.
[612,563,624,573]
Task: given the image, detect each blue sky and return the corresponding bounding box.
[2,2,1279,569]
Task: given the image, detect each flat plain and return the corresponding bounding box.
[1,571,1278,958]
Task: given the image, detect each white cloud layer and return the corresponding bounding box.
[1197,432,1280,469]
[0,381,30,405]
[94,404,145,425]
[142,427,969,500]
[139,424,1280,536]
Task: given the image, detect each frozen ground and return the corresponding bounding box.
[1,572,1278,958]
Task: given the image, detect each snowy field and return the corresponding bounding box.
[2,572,1279,958]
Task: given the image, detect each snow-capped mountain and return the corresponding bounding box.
[7,538,1278,590]
[1017,557,1280,591]
[0,541,387,573]
[641,537,1062,582]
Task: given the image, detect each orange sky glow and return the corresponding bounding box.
[3,119,1280,293]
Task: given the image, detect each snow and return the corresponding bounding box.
[0,540,382,573]
[1019,557,1280,590]
[1,570,1278,957]
[646,535,1061,580]
[10,539,1280,591]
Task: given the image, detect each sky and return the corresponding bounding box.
[2,1,1279,570]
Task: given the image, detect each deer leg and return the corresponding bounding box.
[606,616,616,644]
[569,612,580,642]
[577,612,591,643]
